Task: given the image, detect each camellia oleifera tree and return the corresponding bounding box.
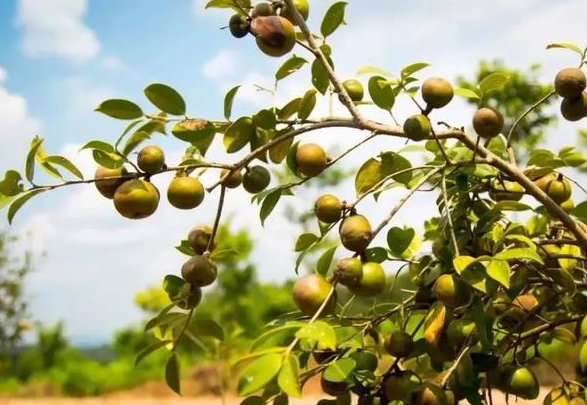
[2,0,587,403]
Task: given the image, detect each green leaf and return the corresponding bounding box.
[92,150,124,169]
[486,259,510,288]
[135,339,174,366]
[165,354,181,395]
[365,247,387,263]
[0,170,24,196]
[224,86,241,120]
[546,42,583,55]
[260,189,282,226]
[278,99,301,120]
[381,152,412,185]
[320,2,347,38]
[355,158,382,196]
[454,87,481,101]
[298,90,317,120]
[387,227,415,258]
[172,119,215,144]
[317,245,337,275]
[295,232,319,252]
[312,58,330,95]
[580,340,587,372]
[559,244,581,272]
[237,353,283,396]
[25,137,44,183]
[188,318,225,341]
[478,72,509,94]
[494,248,543,264]
[471,296,493,352]
[491,201,532,212]
[368,76,395,111]
[205,0,250,12]
[122,130,152,156]
[224,117,254,153]
[80,140,115,153]
[276,55,308,81]
[144,83,186,116]
[44,155,83,180]
[295,321,336,350]
[357,66,391,76]
[8,189,45,224]
[239,397,264,405]
[323,358,356,382]
[278,354,301,398]
[95,99,143,120]
[145,312,187,331]
[401,62,429,77]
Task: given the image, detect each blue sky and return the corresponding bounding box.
[0,0,586,345]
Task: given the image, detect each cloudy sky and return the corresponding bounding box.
[0,0,585,345]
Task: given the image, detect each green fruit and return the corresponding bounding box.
[113,179,159,219]
[243,165,271,193]
[315,194,342,223]
[167,176,205,209]
[350,350,378,372]
[383,371,420,403]
[181,255,218,287]
[251,2,276,17]
[349,262,386,296]
[292,273,336,316]
[384,330,414,357]
[506,366,539,399]
[342,79,364,102]
[334,257,363,287]
[446,318,476,348]
[545,177,572,204]
[94,165,127,199]
[561,198,574,214]
[295,143,327,177]
[422,77,454,109]
[533,172,557,192]
[229,14,249,38]
[489,179,524,202]
[432,274,471,308]
[188,225,215,254]
[220,169,243,188]
[414,384,448,405]
[137,145,165,174]
[555,68,586,99]
[403,114,431,140]
[252,16,296,57]
[472,107,503,138]
[280,0,309,25]
[561,92,587,121]
[432,237,449,259]
[320,375,347,397]
[339,215,372,252]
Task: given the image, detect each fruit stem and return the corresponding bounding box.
[207,185,227,254]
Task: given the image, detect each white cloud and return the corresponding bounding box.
[61,77,115,119]
[15,0,100,62]
[0,66,42,172]
[203,49,239,80]
[101,55,127,71]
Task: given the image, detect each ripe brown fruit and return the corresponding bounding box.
[243,165,271,193]
[167,176,205,209]
[292,273,336,316]
[384,330,415,357]
[342,79,364,102]
[314,194,342,223]
[94,165,127,199]
[113,179,159,219]
[220,169,243,188]
[506,366,539,399]
[432,274,471,308]
[295,143,327,177]
[561,92,587,121]
[320,375,347,397]
[251,16,296,57]
[421,77,454,109]
[334,257,363,287]
[188,225,215,254]
[348,262,386,296]
[137,145,165,174]
[174,284,203,310]
[229,14,249,38]
[280,0,310,25]
[554,68,586,99]
[403,114,431,140]
[181,255,218,287]
[251,2,276,17]
[489,179,524,202]
[472,107,503,138]
[339,214,372,252]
